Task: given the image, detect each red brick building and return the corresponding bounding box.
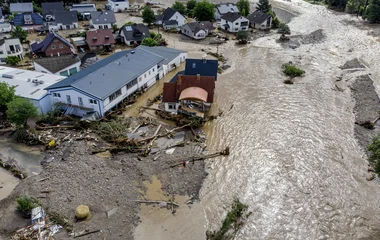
[31,32,73,57]
[86,29,115,51]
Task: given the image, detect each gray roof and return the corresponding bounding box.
[137,45,186,65]
[184,21,214,33]
[120,23,150,42]
[70,4,96,13]
[247,10,271,24]
[34,54,82,73]
[55,11,78,25]
[91,11,116,24]
[215,3,239,15]
[10,3,33,13]
[45,49,165,99]
[221,12,243,22]
[42,2,64,16]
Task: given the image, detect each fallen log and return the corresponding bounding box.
[73,230,101,238]
[40,190,55,193]
[138,123,192,143]
[36,125,75,130]
[37,177,50,182]
[130,200,179,207]
[92,146,144,154]
[372,116,380,125]
[170,147,230,168]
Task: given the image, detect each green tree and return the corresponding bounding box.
[112,24,119,33]
[172,2,186,15]
[194,1,215,21]
[236,30,249,43]
[142,7,156,26]
[277,23,291,36]
[6,97,38,126]
[5,56,21,66]
[282,64,305,77]
[256,0,272,13]
[123,21,135,26]
[368,136,380,173]
[33,2,42,14]
[237,0,250,17]
[187,0,197,16]
[141,38,158,46]
[268,10,280,28]
[364,0,380,23]
[16,196,41,218]
[11,26,27,43]
[326,0,348,10]
[0,82,15,108]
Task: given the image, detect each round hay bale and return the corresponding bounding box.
[75,205,90,219]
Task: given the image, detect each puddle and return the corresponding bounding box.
[134,176,206,240]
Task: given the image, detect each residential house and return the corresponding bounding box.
[220,12,249,33]
[13,13,43,30]
[45,48,166,117]
[86,29,115,51]
[119,23,149,46]
[90,11,116,30]
[70,4,96,19]
[247,10,272,30]
[181,21,214,40]
[185,58,218,80]
[137,45,187,75]
[31,32,74,57]
[106,0,129,12]
[0,38,24,63]
[155,8,186,29]
[42,2,64,21]
[162,74,215,117]
[10,2,33,14]
[55,11,78,30]
[34,54,82,76]
[71,37,88,51]
[214,3,239,20]
[0,66,66,114]
[0,23,12,33]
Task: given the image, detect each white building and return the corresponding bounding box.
[34,54,82,76]
[214,3,239,20]
[0,23,12,33]
[0,38,24,64]
[106,0,129,12]
[220,12,249,33]
[45,47,187,117]
[0,66,65,114]
[247,10,272,30]
[181,21,214,40]
[90,11,116,30]
[155,8,186,28]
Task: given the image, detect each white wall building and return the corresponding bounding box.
[90,11,116,30]
[0,38,24,64]
[220,12,249,33]
[0,67,65,114]
[33,54,82,76]
[106,0,129,12]
[214,3,239,20]
[0,23,12,33]
[155,8,186,27]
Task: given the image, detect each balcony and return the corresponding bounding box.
[7,49,22,55]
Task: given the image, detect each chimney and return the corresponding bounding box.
[196,74,200,81]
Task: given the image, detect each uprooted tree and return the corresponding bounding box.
[277,23,291,40]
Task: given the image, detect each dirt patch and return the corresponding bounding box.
[279,29,326,49]
[340,58,366,70]
[0,122,208,239]
[350,75,380,155]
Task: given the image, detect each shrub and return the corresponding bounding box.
[16,196,41,218]
[6,97,39,126]
[141,37,158,47]
[368,136,380,174]
[284,79,294,84]
[282,64,305,78]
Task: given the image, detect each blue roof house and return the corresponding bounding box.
[185,58,218,80]
[13,13,43,30]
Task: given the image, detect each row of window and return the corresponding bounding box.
[98,25,109,29]
[138,67,156,82]
[51,44,64,49]
[52,93,97,105]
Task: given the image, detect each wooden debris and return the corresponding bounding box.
[40,190,55,193]
[73,230,101,238]
[36,125,75,130]
[170,147,230,168]
[37,177,50,182]
[130,200,179,207]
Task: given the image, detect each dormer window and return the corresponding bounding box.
[105,36,109,39]
[92,37,97,41]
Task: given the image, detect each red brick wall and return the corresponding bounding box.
[44,37,72,57]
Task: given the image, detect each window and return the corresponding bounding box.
[168,104,176,110]
[104,25,108,29]
[149,70,151,75]
[235,28,238,31]
[51,45,56,49]
[78,97,83,106]
[192,63,196,68]
[53,93,61,98]
[59,44,63,48]
[153,68,155,72]
[89,99,97,105]
[60,70,69,76]
[66,95,71,104]
[126,78,138,90]
[0,51,3,54]
[235,22,238,25]
[99,25,103,29]
[144,73,146,78]
[138,77,142,82]
[109,89,122,102]
[69,67,77,75]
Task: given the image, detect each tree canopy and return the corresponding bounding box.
[277,23,291,35]
[237,0,250,17]
[141,38,158,46]
[187,0,197,16]
[194,1,215,21]
[6,97,38,126]
[256,0,272,13]
[364,0,380,23]
[11,26,27,43]
[142,7,156,26]
[0,82,15,108]
[172,1,186,15]
[5,56,21,66]
[236,30,249,43]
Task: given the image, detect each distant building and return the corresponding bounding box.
[247,10,272,30]
[185,58,218,80]
[34,54,82,76]
[0,23,12,33]
[10,2,33,14]
[0,38,24,64]
[31,32,74,57]
[86,29,115,51]
[13,13,44,30]
[70,4,96,19]
[0,66,66,114]
[220,12,249,32]
[0,8,4,22]
[119,23,150,46]
[55,11,78,30]
[42,2,65,21]
[181,21,214,40]
[105,0,129,12]
[90,11,116,30]
[214,3,239,20]
[155,7,186,28]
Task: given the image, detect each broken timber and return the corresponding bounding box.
[170,147,230,168]
[130,200,179,207]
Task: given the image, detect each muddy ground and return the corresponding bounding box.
[0,118,208,240]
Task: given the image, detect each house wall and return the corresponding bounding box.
[45,37,72,56]
[0,39,24,64]
[251,17,272,30]
[90,20,113,30]
[34,61,81,76]
[89,43,114,51]
[164,102,180,112]
[169,12,186,26]
[221,17,249,33]
[163,24,178,30]
[108,0,129,12]
[163,52,187,74]
[57,22,78,30]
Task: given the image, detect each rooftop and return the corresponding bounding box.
[90,11,116,24]
[34,54,83,73]
[46,48,165,99]
[247,10,271,24]
[185,59,218,80]
[120,23,150,42]
[0,66,65,100]
[10,2,33,13]
[55,11,78,24]
[184,21,214,33]
[86,29,115,47]
[70,4,96,13]
[42,2,64,16]
[221,12,244,22]
[137,45,186,65]
[31,32,73,53]
[215,3,239,15]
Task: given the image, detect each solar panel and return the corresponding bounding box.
[125,26,132,31]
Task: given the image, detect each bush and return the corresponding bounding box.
[16,196,41,218]
[282,64,305,78]
[368,136,380,174]
[236,30,249,44]
[6,97,39,126]
[141,37,158,46]
[5,56,21,66]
